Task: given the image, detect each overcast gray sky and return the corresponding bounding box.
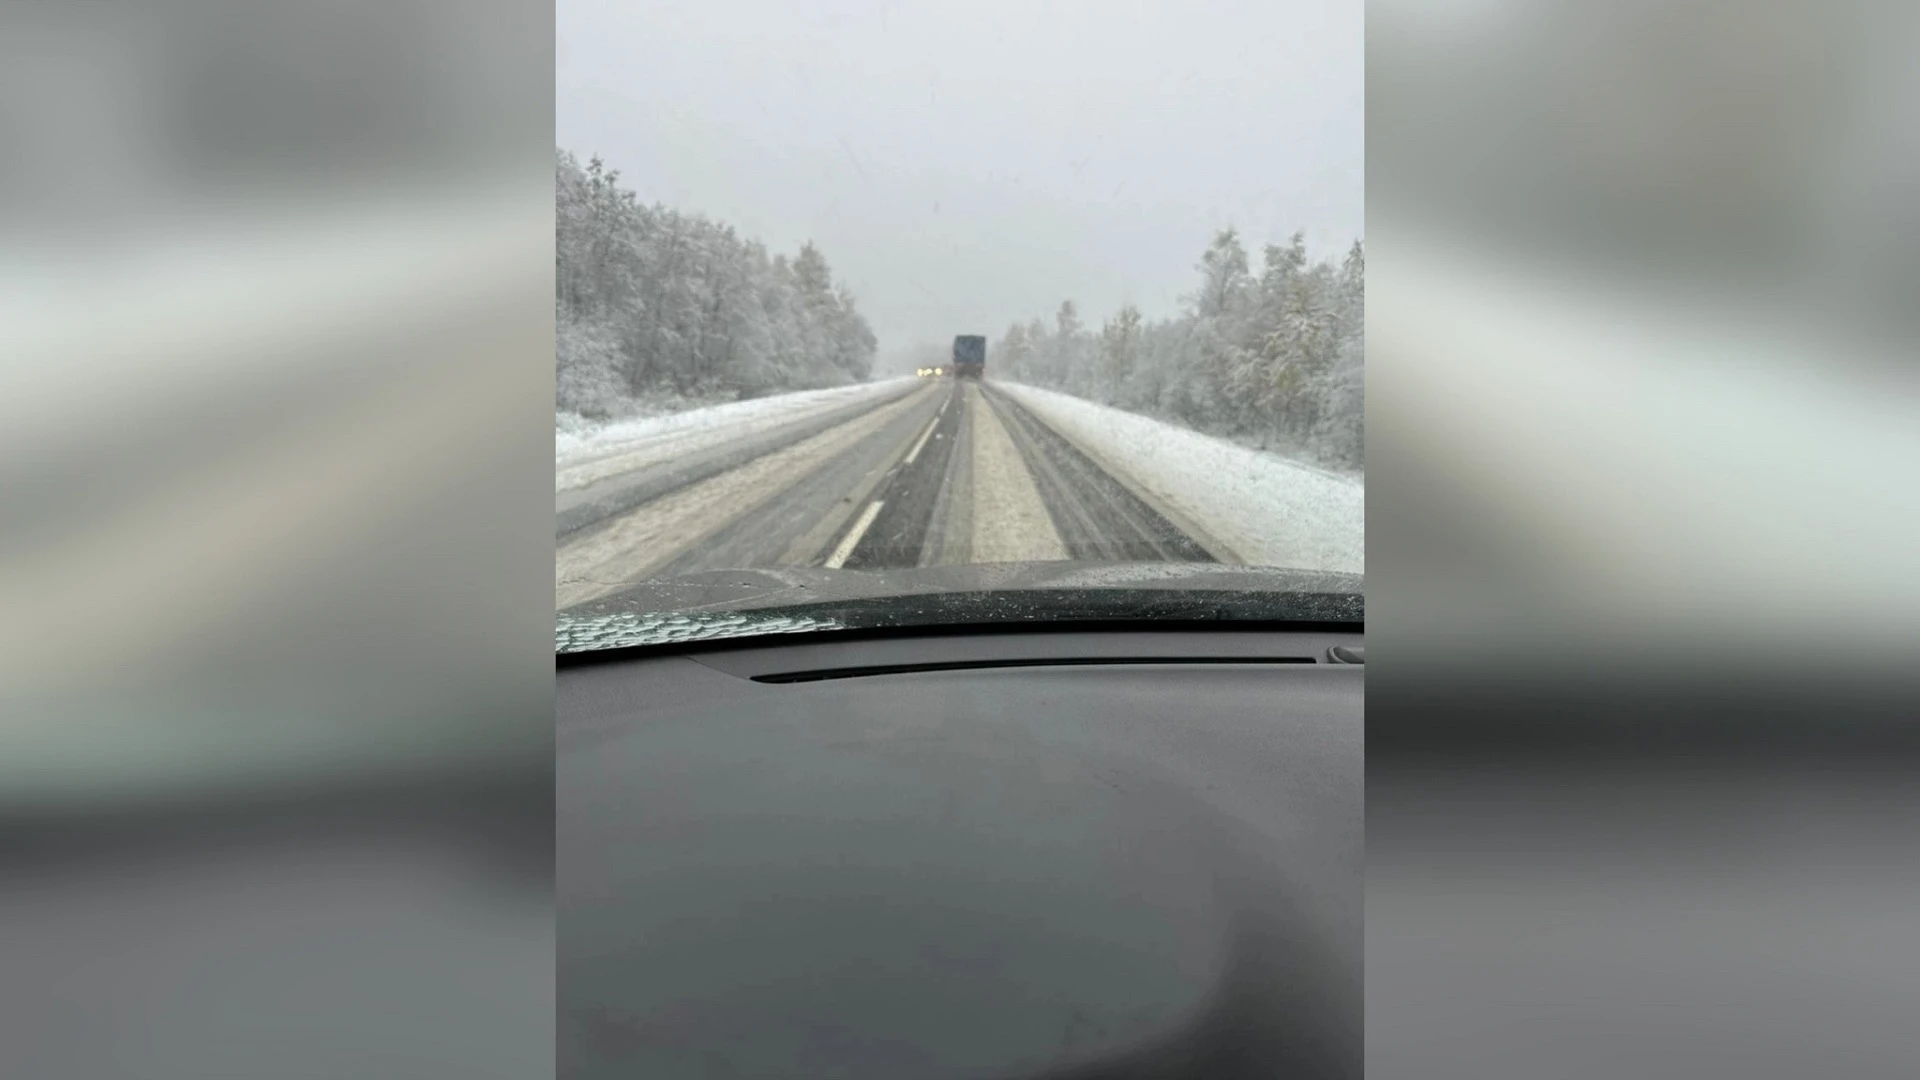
[557,0,1361,358]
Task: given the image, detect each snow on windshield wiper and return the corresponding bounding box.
[556,610,845,654]
[556,564,1361,654]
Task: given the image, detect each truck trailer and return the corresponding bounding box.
[951,335,986,379]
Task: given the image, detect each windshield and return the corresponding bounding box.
[556,0,1363,650]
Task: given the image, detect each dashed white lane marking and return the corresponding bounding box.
[902,400,945,464]
[823,499,885,568]
[556,387,930,608]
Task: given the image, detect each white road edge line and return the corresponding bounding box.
[823,500,885,568]
[902,405,943,464]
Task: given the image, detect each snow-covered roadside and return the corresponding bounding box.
[557,378,913,491]
[995,382,1364,574]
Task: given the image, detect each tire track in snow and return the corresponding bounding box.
[555,387,932,608]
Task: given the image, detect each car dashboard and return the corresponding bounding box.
[559,625,1362,1079]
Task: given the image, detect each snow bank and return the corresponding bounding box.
[996,382,1364,574]
[557,378,912,490]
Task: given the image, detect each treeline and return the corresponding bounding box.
[995,230,1363,468]
[557,149,877,420]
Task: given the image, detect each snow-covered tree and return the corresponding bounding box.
[555,148,879,420]
[991,226,1363,469]
[556,313,625,419]
[1051,300,1094,395]
[1000,322,1033,380]
[1098,304,1143,401]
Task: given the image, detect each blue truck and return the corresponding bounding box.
[951,334,986,379]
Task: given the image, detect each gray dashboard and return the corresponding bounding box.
[559,628,1362,1079]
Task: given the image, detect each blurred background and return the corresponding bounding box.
[1368,0,1920,1077]
[0,2,553,1077]
[5,0,1918,1076]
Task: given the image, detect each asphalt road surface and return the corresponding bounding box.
[556,380,1229,610]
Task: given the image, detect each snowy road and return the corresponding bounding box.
[556,379,1361,610]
